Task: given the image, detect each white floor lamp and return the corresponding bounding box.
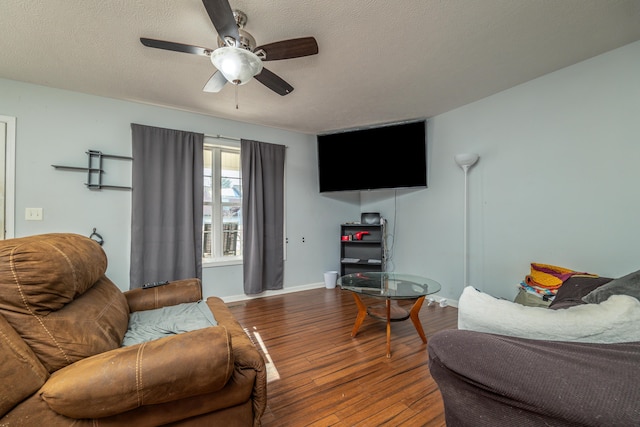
[454,153,479,288]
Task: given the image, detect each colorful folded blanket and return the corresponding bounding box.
[525,263,597,292]
[519,281,555,297]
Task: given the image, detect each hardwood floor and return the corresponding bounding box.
[226,287,458,426]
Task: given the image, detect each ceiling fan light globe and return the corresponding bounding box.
[211,46,263,85]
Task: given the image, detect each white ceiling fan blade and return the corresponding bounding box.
[203,71,228,92]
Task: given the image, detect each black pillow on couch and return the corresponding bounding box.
[549,275,612,310]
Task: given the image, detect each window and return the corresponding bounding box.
[203,141,242,264]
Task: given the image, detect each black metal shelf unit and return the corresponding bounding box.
[52,150,133,190]
[340,223,385,276]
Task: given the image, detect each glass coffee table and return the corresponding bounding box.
[338,271,442,358]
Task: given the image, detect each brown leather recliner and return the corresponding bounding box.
[0,233,266,426]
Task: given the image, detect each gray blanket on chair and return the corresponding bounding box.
[122,300,217,347]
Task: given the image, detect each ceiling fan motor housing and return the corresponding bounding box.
[218,29,256,51]
[217,10,255,51]
[233,9,247,28]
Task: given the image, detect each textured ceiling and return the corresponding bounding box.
[2,0,640,134]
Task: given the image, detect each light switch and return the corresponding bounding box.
[25,208,43,221]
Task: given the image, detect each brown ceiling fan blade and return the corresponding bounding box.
[203,71,227,92]
[254,37,319,61]
[202,0,239,42]
[254,68,294,96]
[140,38,212,56]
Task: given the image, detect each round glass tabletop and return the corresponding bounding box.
[338,271,441,300]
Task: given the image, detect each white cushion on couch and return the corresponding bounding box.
[458,286,640,343]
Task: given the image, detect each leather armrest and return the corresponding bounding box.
[40,326,233,419]
[124,278,202,312]
[0,312,49,417]
[206,296,268,424]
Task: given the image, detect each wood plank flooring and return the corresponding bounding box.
[226,287,458,426]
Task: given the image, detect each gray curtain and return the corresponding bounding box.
[241,139,285,294]
[130,123,204,289]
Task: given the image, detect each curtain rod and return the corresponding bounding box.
[205,134,241,142]
[205,134,289,148]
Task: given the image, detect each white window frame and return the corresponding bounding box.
[0,116,16,240]
[203,137,242,267]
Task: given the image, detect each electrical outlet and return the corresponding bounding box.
[25,208,43,221]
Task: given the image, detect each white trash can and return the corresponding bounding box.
[324,271,338,289]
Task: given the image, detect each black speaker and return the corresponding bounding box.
[361,212,381,224]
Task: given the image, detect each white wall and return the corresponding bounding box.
[2,39,639,303]
[0,79,359,299]
[362,40,640,301]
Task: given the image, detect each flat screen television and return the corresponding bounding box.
[317,119,427,193]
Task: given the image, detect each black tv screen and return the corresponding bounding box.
[317,120,427,193]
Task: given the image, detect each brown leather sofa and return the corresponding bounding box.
[0,233,266,426]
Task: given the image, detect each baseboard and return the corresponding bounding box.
[221,282,326,303]
[221,282,459,307]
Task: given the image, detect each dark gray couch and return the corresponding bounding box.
[428,276,640,426]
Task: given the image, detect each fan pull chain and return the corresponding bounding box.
[235,83,239,109]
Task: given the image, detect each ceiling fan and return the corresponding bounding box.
[140,0,318,97]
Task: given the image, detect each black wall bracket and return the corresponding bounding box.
[52,150,133,190]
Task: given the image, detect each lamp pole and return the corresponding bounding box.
[454,154,479,288]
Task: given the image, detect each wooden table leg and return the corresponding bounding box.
[386,299,392,358]
[351,293,367,337]
[351,293,427,357]
[409,296,427,343]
